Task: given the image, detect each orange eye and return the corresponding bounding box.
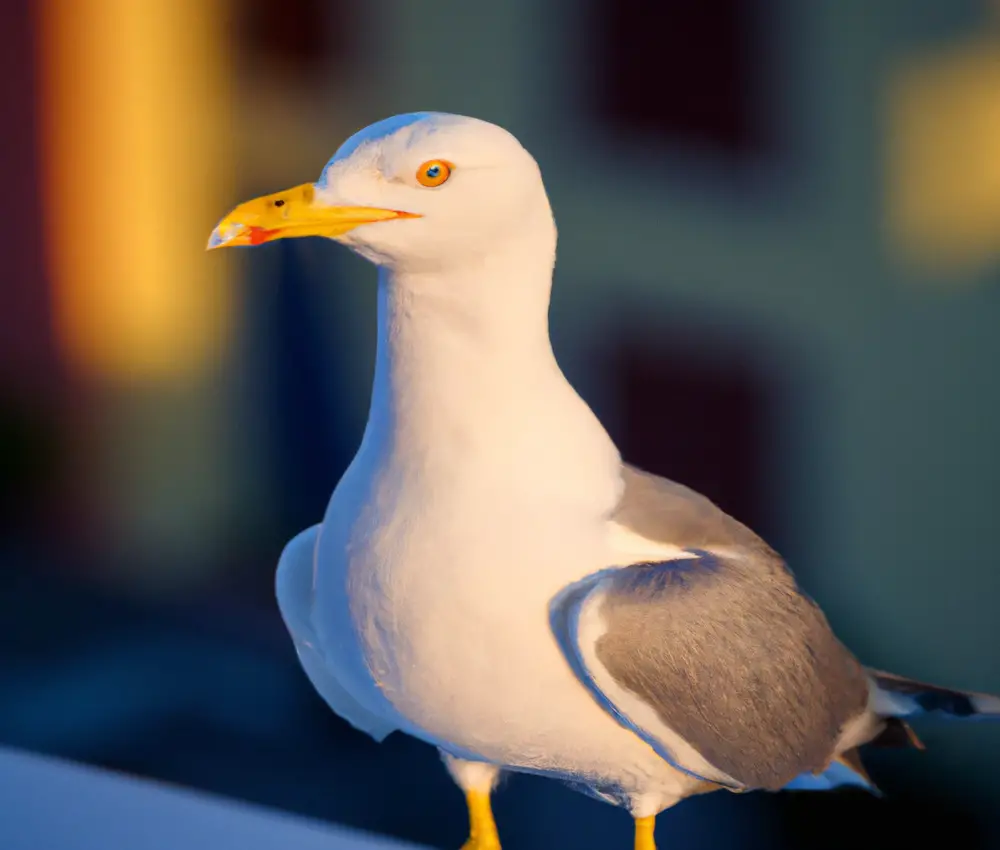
[416,160,452,187]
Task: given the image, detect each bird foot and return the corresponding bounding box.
[460,839,501,850]
[459,789,501,850]
[634,815,657,850]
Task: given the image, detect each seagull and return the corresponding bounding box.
[209,112,1000,850]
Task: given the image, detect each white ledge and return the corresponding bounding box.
[0,745,429,850]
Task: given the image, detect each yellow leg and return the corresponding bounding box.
[460,789,501,850]
[634,814,657,850]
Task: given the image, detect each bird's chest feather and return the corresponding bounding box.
[313,454,612,746]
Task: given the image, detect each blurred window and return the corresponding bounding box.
[590,0,777,163]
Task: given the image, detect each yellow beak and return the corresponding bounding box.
[207,183,419,250]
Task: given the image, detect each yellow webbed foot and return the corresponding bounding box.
[459,789,501,850]
[634,815,657,850]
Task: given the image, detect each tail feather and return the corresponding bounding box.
[784,749,879,794]
[867,716,926,750]
[836,748,875,786]
[785,670,999,797]
[870,668,1000,721]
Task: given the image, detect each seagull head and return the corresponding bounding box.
[209,112,554,272]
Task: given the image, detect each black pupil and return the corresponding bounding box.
[427,166,440,177]
[274,199,285,207]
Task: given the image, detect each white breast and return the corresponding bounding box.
[309,443,695,810]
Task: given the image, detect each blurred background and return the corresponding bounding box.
[2,0,1000,847]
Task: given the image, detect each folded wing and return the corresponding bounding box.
[276,525,398,742]
[551,465,871,791]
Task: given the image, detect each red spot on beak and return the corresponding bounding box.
[248,226,281,245]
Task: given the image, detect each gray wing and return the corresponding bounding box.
[275,525,397,741]
[550,465,869,791]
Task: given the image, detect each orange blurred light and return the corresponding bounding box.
[887,36,1000,276]
[38,0,237,383]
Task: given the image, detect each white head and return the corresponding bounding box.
[209,112,556,276]
[211,114,618,495]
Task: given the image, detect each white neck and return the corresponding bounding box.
[367,233,556,446]
[358,228,621,513]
